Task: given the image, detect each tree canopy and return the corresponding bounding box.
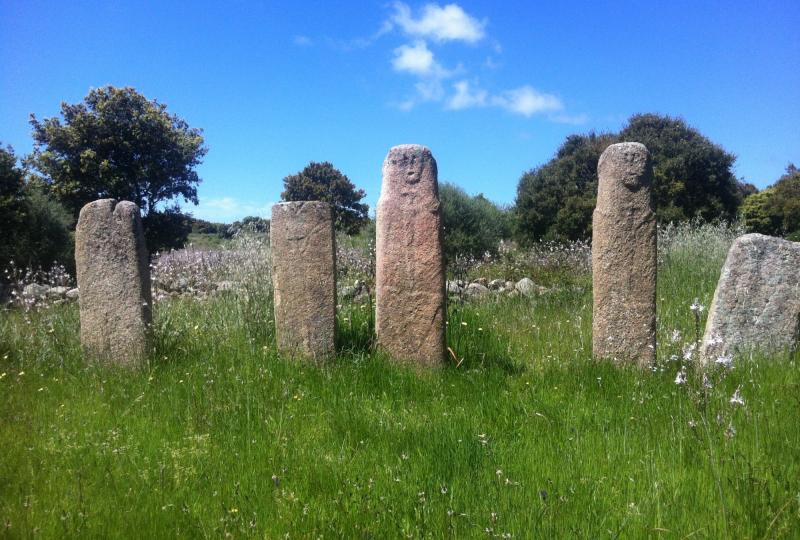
[1,144,74,272]
[0,145,27,269]
[741,164,800,239]
[25,86,207,250]
[515,133,613,243]
[440,182,512,262]
[281,161,368,234]
[514,114,752,244]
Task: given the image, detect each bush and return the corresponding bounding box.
[740,164,800,238]
[14,185,75,273]
[142,208,193,253]
[440,183,512,262]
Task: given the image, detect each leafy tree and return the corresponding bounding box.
[515,114,749,244]
[740,188,781,236]
[142,206,192,252]
[515,133,613,244]
[16,185,75,271]
[281,162,368,234]
[619,114,745,223]
[743,164,800,238]
[0,145,27,270]
[770,164,800,237]
[222,216,270,238]
[0,144,75,273]
[440,183,512,261]
[25,86,207,251]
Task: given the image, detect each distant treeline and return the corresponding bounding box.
[2,84,798,275]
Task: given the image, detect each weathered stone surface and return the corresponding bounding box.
[270,201,336,361]
[446,280,462,294]
[23,283,49,299]
[515,277,537,297]
[65,288,80,301]
[592,143,657,367]
[700,233,800,363]
[488,279,505,290]
[47,286,70,298]
[466,282,489,297]
[75,199,151,366]
[376,144,446,366]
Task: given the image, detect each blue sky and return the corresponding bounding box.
[2,0,798,223]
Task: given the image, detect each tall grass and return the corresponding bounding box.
[1,222,798,538]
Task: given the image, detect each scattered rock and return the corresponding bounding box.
[47,286,70,299]
[515,278,537,297]
[446,280,462,294]
[23,283,49,299]
[466,282,490,297]
[488,279,505,290]
[66,288,80,301]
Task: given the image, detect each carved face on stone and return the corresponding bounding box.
[392,150,425,184]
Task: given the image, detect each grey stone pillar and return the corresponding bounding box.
[75,199,151,366]
[270,201,337,361]
[592,142,657,367]
[376,144,446,367]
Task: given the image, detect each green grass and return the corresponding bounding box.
[1,240,799,538]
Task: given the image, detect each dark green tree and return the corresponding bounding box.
[16,185,75,271]
[740,165,800,239]
[25,86,207,251]
[0,145,27,270]
[440,182,512,261]
[515,114,749,244]
[281,161,368,234]
[619,114,745,223]
[515,132,613,244]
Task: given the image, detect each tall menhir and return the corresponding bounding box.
[75,199,152,366]
[592,142,657,367]
[376,144,446,367]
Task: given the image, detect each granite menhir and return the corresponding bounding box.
[592,142,657,367]
[376,144,446,367]
[75,199,152,366]
[270,201,337,361]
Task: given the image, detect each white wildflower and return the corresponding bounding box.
[729,386,745,407]
[674,368,687,385]
[690,299,705,313]
[682,342,697,362]
[715,353,733,369]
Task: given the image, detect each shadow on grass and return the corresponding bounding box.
[337,301,375,357]
[446,299,523,375]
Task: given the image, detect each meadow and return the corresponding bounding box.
[1,223,799,538]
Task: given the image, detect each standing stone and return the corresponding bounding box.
[376,145,446,366]
[700,233,800,363]
[75,199,151,366]
[270,201,336,361]
[592,143,657,367]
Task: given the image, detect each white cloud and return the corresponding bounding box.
[492,86,563,117]
[293,35,313,46]
[446,80,487,110]
[391,2,486,43]
[193,197,272,223]
[550,112,590,125]
[392,41,438,75]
